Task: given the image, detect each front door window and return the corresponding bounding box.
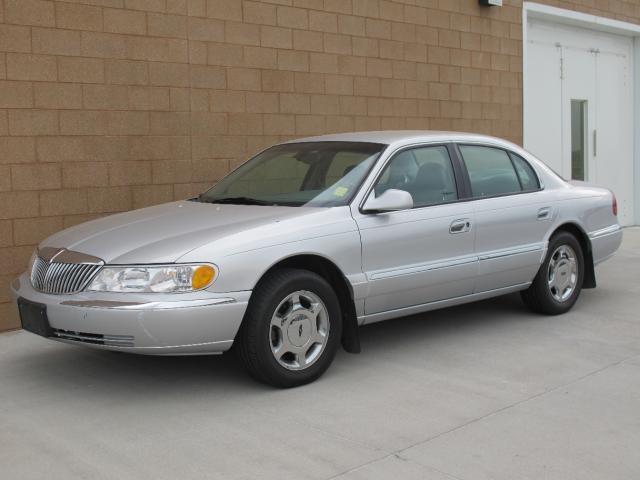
[373,146,458,207]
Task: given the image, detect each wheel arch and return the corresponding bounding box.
[250,253,361,353]
[549,222,596,288]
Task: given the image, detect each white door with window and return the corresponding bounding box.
[525,19,635,225]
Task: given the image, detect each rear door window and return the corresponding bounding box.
[459,145,522,198]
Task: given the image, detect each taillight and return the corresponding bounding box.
[611,191,618,216]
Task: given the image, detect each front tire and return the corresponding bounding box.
[521,231,585,315]
[236,268,342,388]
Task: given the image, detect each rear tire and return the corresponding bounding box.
[236,268,342,388]
[521,231,585,315]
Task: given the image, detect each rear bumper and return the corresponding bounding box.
[10,273,250,355]
[589,225,623,265]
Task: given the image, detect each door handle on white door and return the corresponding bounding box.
[450,219,471,234]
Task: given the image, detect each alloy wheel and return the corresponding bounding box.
[269,290,330,371]
[547,245,578,302]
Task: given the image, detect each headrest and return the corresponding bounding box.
[415,162,446,189]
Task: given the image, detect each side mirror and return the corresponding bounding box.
[362,189,413,213]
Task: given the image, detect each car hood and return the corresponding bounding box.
[41,201,329,264]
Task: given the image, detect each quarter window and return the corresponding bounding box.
[459,145,522,198]
[510,154,540,191]
[374,146,458,207]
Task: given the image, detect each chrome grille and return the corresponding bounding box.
[30,248,103,295]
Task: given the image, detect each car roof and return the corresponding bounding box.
[282,130,519,150]
[280,130,566,190]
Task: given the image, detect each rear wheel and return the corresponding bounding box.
[521,231,585,315]
[236,268,342,388]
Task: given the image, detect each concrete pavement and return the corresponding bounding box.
[1,228,639,480]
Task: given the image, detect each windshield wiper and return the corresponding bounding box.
[199,196,274,206]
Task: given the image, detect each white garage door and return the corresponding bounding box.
[525,19,635,226]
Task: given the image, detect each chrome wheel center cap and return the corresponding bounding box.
[557,262,570,286]
[287,315,311,347]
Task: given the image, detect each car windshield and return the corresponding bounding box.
[198,141,386,207]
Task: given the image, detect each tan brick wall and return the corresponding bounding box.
[0,0,639,331]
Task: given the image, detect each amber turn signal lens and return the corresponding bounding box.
[191,265,216,290]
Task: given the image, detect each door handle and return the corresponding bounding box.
[450,219,471,234]
[537,207,551,220]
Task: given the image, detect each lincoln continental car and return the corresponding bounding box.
[11,131,622,387]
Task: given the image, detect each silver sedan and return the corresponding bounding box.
[11,131,622,387]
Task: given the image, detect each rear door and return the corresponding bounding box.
[456,144,556,292]
[352,144,477,319]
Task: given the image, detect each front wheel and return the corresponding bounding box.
[521,231,585,315]
[236,268,342,388]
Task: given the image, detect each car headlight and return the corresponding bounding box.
[87,264,217,293]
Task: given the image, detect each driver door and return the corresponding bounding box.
[352,144,477,319]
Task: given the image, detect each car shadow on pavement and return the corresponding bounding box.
[9,293,534,394]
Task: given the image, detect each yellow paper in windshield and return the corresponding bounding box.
[333,186,348,197]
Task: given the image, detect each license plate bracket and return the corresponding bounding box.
[18,298,53,338]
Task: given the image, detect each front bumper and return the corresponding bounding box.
[10,273,250,355]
